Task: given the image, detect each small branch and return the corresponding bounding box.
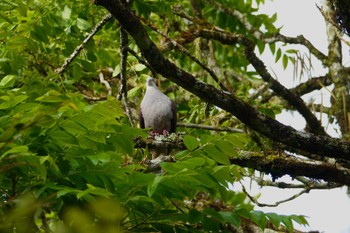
[55,14,113,75]
[241,182,312,207]
[127,48,157,77]
[253,176,341,189]
[177,122,243,133]
[40,211,52,233]
[117,27,135,127]
[99,72,112,96]
[117,28,129,101]
[290,74,333,97]
[264,33,328,65]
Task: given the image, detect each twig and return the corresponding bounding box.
[117,28,128,101]
[241,181,311,207]
[99,72,112,96]
[264,34,328,65]
[253,176,341,189]
[40,212,52,233]
[177,122,243,133]
[55,14,113,75]
[118,28,135,127]
[127,48,157,77]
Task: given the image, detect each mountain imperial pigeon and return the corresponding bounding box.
[139,77,176,135]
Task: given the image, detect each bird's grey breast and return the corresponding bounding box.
[140,88,173,132]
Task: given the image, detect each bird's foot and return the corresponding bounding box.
[150,131,160,137]
[162,129,170,136]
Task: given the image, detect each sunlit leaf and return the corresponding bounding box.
[184,135,199,151]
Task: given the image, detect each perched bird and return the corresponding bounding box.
[139,77,176,134]
[139,77,177,158]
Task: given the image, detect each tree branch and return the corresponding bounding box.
[241,182,312,208]
[253,176,341,189]
[264,34,328,65]
[290,74,333,96]
[135,134,350,186]
[94,0,350,160]
[230,151,350,186]
[118,28,135,127]
[177,122,243,133]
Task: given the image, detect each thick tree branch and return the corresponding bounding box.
[94,0,350,160]
[231,151,350,186]
[135,136,350,186]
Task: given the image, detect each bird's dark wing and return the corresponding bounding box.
[139,109,145,129]
[170,101,177,133]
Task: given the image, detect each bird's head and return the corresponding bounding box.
[146,77,157,87]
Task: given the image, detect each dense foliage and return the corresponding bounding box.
[1,0,348,232]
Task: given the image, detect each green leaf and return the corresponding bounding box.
[36,90,67,103]
[250,211,267,229]
[275,48,282,63]
[147,175,163,197]
[184,135,199,151]
[282,54,289,69]
[77,18,91,30]
[128,86,143,99]
[88,153,111,166]
[0,75,16,88]
[290,214,309,226]
[1,146,28,159]
[219,212,240,227]
[0,94,28,110]
[57,188,79,198]
[133,64,146,72]
[281,215,294,232]
[188,209,202,224]
[266,212,281,228]
[256,41,265,54]
[231,192,247,205]
[203,144,230,165]
[215,140,235,156]
[62,5,71,20]
[203,208,224,221]
[31,25,49,43]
